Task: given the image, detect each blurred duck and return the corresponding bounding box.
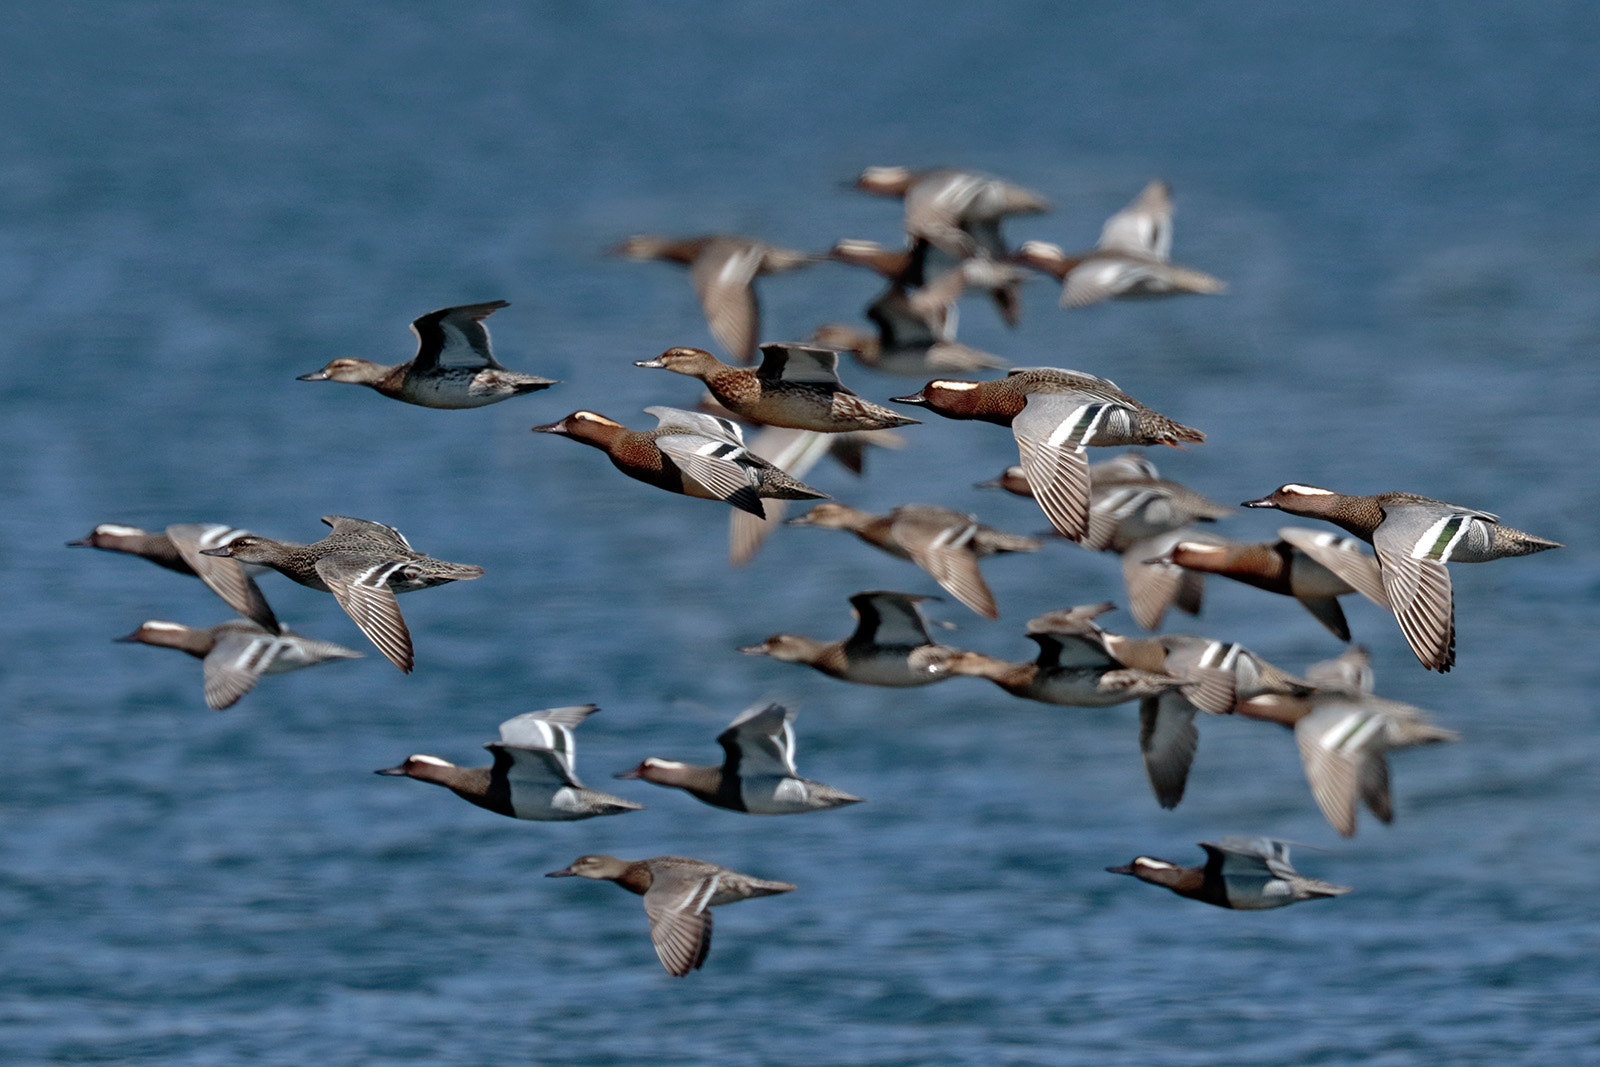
[977,454,1230,629]
[894,369,1205,543]
[1232,647,1459,837]
[634,343,919,432]
[787,502,1041,619]
[377,706,642,821]
[943,601,1177,706]
[1108,837,1349,909]
[531,406,828,518]
[1148,527,1389,641]
[116,619,360,710]
[69,522,280,632]
[200,515,483,673]
[1243,485,1561,671]
[740,590,964,687]
[812,252,1007,376]
[611,234,815,363]
[296,301,558,408]
[823,237,1027,347]
[854,165,1050,324]
[1095,629,1312,809]
[1011,180,1226,307]
[616,702,862,815]
[546,854,795,977]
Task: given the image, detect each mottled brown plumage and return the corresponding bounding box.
[635,344,919,432]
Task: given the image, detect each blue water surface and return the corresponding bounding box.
[2,3,1597,1064]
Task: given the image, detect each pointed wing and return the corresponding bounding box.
[493,705,598,780]
[1278,527,1389,607]
[319,515,415,552]
[729,428,832,566]
[1121,538,1190,631]
[1373,545,1456,672]
[1139,691,1199,809]
[654,432,767,516]
[717,702,799,778]
[643,869,720,976]
[314,553,414,672]
[1294,698,1392,837]
[690,242,765,362]
[1305,646,1374,694]
[409,300,509,372]
[644,405,747,446]
[167,524,280,632]
[891,510,997,619]
[490,744,582,791]
[1097,180,1173,259]
[730,499,784,567]
[1027,630,1119,670]
[847,591,934,648]
[201,626,282,709]
[1012,397,1095,541]
[1298,597,1352,641]
[1199,838,1278,879]
[867,288,939,349]
[903,173,982,256]
[1024,602,1118,667]
[1063,256,1166,307]
[756,343,843,384]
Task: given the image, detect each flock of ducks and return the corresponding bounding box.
[73,165,1561,976]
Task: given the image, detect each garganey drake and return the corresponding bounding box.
[378,706,642,821]
[893,368,1205,543]
[69,522,281,632]
[116,619,360,710]
[616,702,862,815]
[1107,837,1350,909]
[545,854,795,977]
[1011,180,1226,307]
[530,406,828,517]
[1149,527,1390,642]
[1242,485,1561,672]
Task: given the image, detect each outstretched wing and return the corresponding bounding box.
[643,869,720,977]
[315,552,414,672]
[410,300,509,372]
[717,702,800,778]
[319,515,415,552]
[690,242,765,363]
[847,591,935,648]
[167,524,280,632]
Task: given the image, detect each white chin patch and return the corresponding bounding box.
[1281,484,1334,496]
[408,754,455,768]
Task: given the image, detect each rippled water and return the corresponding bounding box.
[3,3,1597,1064]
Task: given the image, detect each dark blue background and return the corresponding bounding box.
[3,3,1594,1063]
